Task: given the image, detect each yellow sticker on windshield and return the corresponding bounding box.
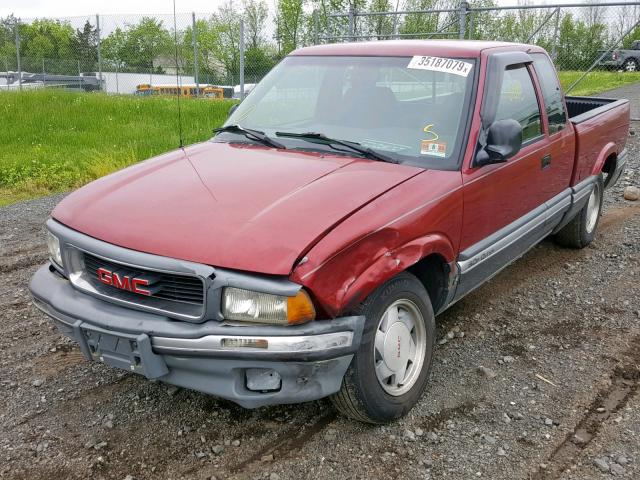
[408,56,473,77]
[423,124,439,141]
[421,140,447,157]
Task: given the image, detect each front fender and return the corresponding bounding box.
[294,231,456,317]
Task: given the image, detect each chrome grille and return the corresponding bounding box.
[81,252,205,319]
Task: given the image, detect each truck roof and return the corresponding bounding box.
[292,40,543,58]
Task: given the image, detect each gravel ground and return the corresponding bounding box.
[1,85,639,480]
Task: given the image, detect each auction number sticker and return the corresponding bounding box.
[407,56,473,77]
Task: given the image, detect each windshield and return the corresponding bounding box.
[220,55,476,169]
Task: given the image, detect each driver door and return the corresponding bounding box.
[456,61,552,298]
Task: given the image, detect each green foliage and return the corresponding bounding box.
[621,24,640,49]
[115,17,173,72]
[244,0,269,49]
[555,13,607,70]
[0,90,234,205]
[277,0,306,54]
[401,0,449,38]
[366,0,394,39]
[72,21,98,66]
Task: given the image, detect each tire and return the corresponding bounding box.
[330,271,436,423]
[554,174,604,249]
[623,59,639,72]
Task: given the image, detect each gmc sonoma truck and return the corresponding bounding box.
[30,41,630,423]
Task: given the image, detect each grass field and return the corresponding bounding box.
[0,90,234,206]
[558,70,640,96]
[1,70,638,206]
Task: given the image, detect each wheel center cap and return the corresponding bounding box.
[383,322,411,372]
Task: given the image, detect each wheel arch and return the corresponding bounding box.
[590,142,617,181]
[407,253,454,314]
[600,151,619,188]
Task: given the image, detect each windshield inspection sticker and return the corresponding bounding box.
[421,140,447,157]
[408,56,473,77]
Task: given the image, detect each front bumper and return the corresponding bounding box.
[30,264,365,408]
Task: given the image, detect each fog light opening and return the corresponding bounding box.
[245,368,282,393]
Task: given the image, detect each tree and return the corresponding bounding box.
[615,4,640,48]
[123,17,172,72]
[72,20,98,70]
[101,27,128,69]
[556,12,607,70]
[244,0,269,49]
[212,1,242,82]
[367,0,395,39]
[20,19,74,73]
[400,0,450,38]
[276,0,306,55]
[0,15,19,66]
[244,45,278,81]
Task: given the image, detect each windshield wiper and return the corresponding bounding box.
[214,124,286,149]
[275,131,399,164]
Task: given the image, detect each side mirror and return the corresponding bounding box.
[474,119,523,167]
[228,103,239,117]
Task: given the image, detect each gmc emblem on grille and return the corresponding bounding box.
[96,267,151,296]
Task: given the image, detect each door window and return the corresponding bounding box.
[494,65,542,143]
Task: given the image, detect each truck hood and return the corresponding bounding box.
[53,142,422,275]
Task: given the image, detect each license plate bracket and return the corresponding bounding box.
[71,320,168,379]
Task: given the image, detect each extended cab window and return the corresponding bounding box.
[222,55,477,169]
[532,53,567,133]
[494,65,542,143]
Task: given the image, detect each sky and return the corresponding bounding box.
[0,0,234,19]
[0,0,556,20]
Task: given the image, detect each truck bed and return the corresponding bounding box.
[565,96,630,185]
[565,96,628,123]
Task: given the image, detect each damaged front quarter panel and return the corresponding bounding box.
[291,171,464,317]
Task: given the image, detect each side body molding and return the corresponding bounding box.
[449,176,596,306]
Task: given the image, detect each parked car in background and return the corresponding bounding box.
[31,40,629,423]
[600,40,640,71]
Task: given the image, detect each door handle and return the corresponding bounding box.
[541,154,552,169]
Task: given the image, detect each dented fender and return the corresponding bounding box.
[291,171,463,317]
[294,231,456,317]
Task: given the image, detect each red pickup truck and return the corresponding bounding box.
[30,40,629,423]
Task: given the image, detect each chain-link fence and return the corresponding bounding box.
[321,1,640,92]
[0,10,275,98]
[1,1,640,97]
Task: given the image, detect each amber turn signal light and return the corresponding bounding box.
[287,290,316,325]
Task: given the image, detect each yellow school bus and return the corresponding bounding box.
[134,83,153,96]
[135,84,224,99]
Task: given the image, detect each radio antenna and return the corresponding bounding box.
[172,0,184,149]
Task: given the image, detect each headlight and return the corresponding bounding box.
[222,287,316,325]
[46,231,63,267]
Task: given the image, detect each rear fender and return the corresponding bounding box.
[297,232,455,317]
[590,142,617,177]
